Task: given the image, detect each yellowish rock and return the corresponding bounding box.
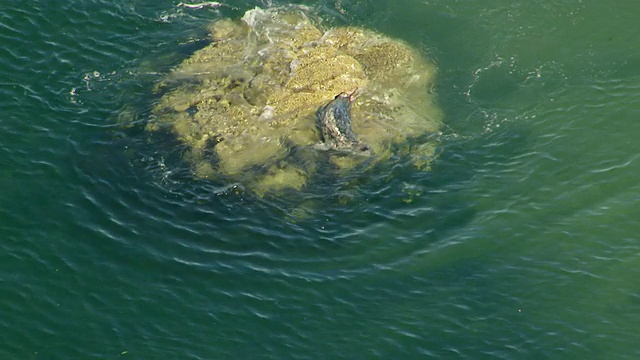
[146,6,443,195]
[251,165,307,197]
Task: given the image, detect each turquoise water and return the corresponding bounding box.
[2,0,640,358]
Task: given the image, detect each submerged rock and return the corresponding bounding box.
[145,6,443,195]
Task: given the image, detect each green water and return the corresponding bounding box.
[2,0,639,358]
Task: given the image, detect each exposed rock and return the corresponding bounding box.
[146,6,443,194]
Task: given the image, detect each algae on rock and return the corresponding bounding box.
[146,6,443,194]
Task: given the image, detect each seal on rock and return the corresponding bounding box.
[140,6,443,195]
[315,89,371,155]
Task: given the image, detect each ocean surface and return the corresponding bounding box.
[2,0,640,358]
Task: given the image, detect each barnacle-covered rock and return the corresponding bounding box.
[145,6,443,195]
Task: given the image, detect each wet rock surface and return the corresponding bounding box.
[146,6,443,195]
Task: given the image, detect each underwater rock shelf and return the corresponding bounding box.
[146,6,443,195]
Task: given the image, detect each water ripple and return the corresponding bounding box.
[4,1,640,359]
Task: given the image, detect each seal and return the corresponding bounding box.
[315,89,371,155]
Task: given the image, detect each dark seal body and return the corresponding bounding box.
[316,91,371,155]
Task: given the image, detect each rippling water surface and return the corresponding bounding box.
[2,0,640,358]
